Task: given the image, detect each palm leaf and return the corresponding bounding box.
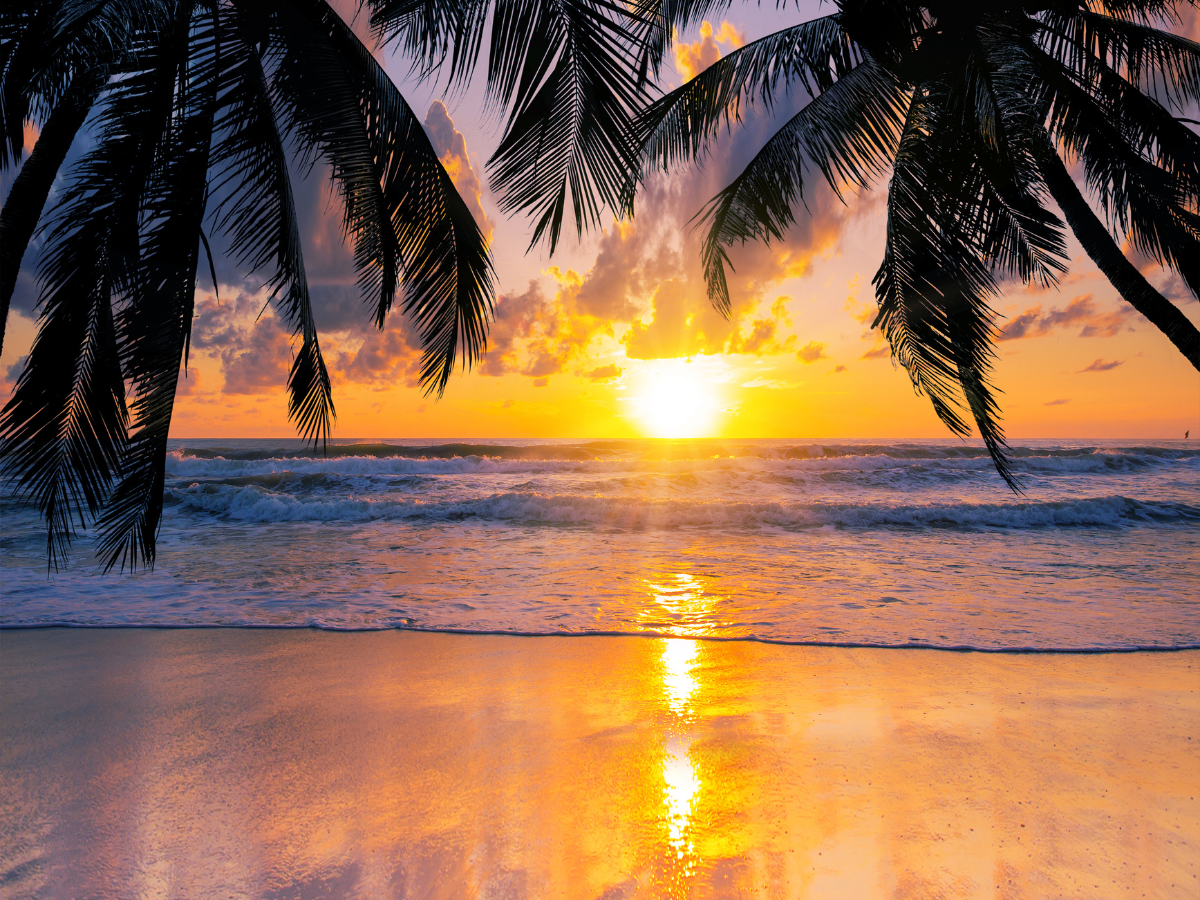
[0,1,194,568]
[1037,7,1200,110]
[208,6,334,444]
[0,73,101,357]
[485,0,652,251]
[872,85,1019,490]
[274,0,496,393]
[694,58,908,313]
[96,1,219,571]
[623,14,859,211]
[1035,44,1200,297]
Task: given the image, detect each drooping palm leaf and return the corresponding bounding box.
[624,13,860,212]
[1037,6,1200,109]
[872,86,1019,488]
[207,5,334,444]
[0,75,99,357]
[485,0,653,251]
[1032,41,1200,297]
[694,58,908,313]
[95,1,219,571]
[0,1,194,568]
[275,0,496,393]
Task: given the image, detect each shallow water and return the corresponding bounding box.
[3,438,1198,649]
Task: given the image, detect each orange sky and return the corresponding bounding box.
[2,9,1198,441]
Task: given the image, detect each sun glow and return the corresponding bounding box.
[631,367,720,438]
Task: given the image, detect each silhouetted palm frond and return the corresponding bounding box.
[1,0,498,568]
[619,0,1200,484]
[693,58,908,313]
[623,13,859,212]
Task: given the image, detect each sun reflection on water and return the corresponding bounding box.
[641,572,725,639]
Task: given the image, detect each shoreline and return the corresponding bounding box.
[3,629,1196,898]
[3,623,1199,654]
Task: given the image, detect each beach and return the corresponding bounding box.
[2,629,1196,898]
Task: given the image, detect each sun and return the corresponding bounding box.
[632,369,720,438]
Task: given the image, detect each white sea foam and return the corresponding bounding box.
[169,482,1198,529]
[164,446,1197,480]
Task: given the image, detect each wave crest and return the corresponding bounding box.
[169,484,1199,529]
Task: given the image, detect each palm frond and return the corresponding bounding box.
[623,14,858,210]
[1036,45,1200,297]
[368,0,491,90]
[1038,7,1200,109]
[485,0,652,251]
[695,58,908,313]
[208,6,333,444]
[944,18,1070,288]
[1,1,171,169]
[275,0,496,393]
[0,0,196,568]
[1033,21,1200,193]
[0,73,101,357]
[872,87,1019,490]
[0,233,127,570]
[97,2,219,571]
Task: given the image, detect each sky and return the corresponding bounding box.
[1,3,1198,441]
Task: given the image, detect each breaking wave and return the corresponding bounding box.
[165,444,1199,479]
[168,483,1200,530]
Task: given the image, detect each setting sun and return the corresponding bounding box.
[632,368,721,438]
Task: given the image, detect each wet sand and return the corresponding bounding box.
[1,629,1196,899]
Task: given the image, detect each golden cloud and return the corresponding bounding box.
[674,20,745,81]
[424,101,494,244]
[795,340,828,364]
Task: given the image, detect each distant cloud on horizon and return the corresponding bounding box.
[860,343,889,360]
[1043,398,1071,406]
[796,341,828,364]
[1079,359,1124,373]
[1000,294,1135,342]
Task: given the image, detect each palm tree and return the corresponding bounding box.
[5,0,1196,568]
[621,0,1200,486]
[1,0,665,570]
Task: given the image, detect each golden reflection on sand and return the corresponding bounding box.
[662,739,699,880]
[3,630,1197,898]
[661,637,698,714]
[657,586,704,894]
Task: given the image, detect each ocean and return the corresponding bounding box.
[2,438,1197,650]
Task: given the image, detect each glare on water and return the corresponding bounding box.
[643,572,724,640]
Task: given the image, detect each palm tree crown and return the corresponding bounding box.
[0,0,664,569]
[623,0,1200,485]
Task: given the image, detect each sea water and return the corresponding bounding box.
[2,438,1197,650]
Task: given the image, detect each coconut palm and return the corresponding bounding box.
[0,0,662,570]
[621,0,1200,485]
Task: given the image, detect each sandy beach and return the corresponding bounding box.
[1,629,1196,898]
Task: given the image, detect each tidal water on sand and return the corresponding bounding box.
[3,438,1198,650]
